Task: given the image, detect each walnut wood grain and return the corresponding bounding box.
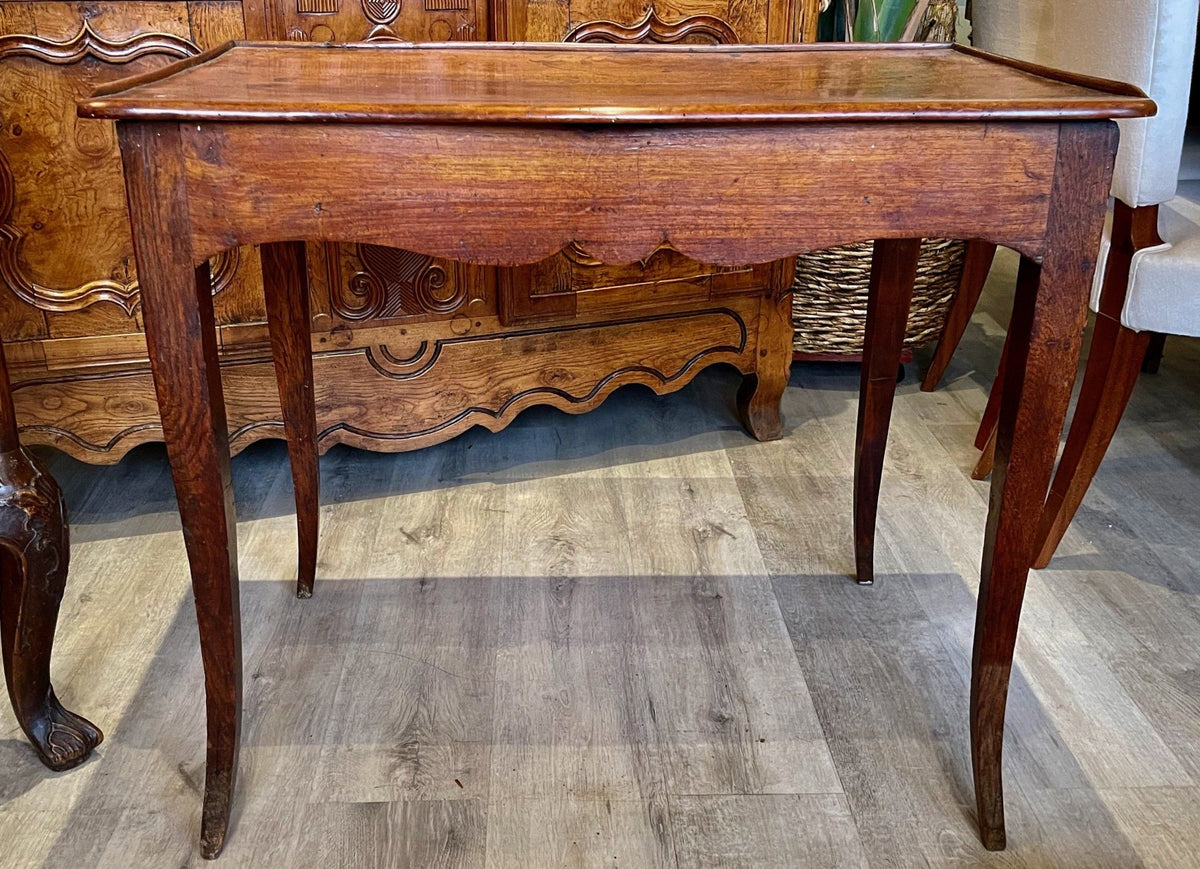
[89,43,1144,858]
[178,120,1060,265]
[9,300,767,463]
[854,238,921,585]
[82,42,1154,125]
[971,121,1118,850]
[117,121,242,860]
[565,8,739,44]
[0,11,241,321]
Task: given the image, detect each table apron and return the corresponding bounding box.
[170,120,1070,268]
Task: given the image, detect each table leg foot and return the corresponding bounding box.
[200,759,236,858]
[0,445,103,771]
[854,238,920,585]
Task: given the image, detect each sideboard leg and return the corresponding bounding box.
[0,340,103,770]
[738,265,795,442]
[972,120,1116,851]
[853,238,921,585]
[120,123,243,860]
[263,241,319,599]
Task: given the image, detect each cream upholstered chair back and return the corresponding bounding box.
[972,0,1199,209]
[972,0,1200,336]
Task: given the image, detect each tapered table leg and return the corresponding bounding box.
[971,121,1116,850]
[0,338,103,771]
[120,123,242,860]
[262,241,319,599]
[854,238,921,585]
[970,334,1008,481]
[921,239,997,392]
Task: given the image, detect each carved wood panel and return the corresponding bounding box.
[13,294,763,462]
[258,0,484,43]
[494,0,816,43]
[325,243,491,325]
[0,4,254,351]
[565,7,738,43]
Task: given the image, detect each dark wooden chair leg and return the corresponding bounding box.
[738,259,795,442]
[1030,201,1160,569]
[971,122,1115,851]
[1141,331,1166,374]
[121,123,242,860]
[921,239,998,392]
[970,330,1010,480]
[854,238,921,585]
[262,241,319,599]
[0,339,103,772]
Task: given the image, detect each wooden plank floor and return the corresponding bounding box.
[3,248,1199,867]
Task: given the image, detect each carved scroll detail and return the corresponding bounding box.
[332,244,463,320]
[0,22,238,313]
[0,20,199,65]
[565,8,739,45]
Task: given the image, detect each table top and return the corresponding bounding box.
[80,41,1154,126]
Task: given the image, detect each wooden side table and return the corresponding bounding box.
[0,336,102,771]
[79,41,1152,857]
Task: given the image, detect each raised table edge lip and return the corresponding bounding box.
[76,40,1156,125]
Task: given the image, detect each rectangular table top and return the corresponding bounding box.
[80,41,1154,126]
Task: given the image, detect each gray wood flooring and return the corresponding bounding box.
[3,249,1199,867]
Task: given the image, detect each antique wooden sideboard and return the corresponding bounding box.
[0,0,819,463]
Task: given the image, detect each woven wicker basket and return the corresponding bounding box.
[793,1,962,356]
[791,239,966,355]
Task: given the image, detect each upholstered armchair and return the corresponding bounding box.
[922,0,1200,567]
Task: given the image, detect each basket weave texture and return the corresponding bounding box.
[791,239,966,354]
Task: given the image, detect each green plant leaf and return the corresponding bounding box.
[852,0,919,41]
